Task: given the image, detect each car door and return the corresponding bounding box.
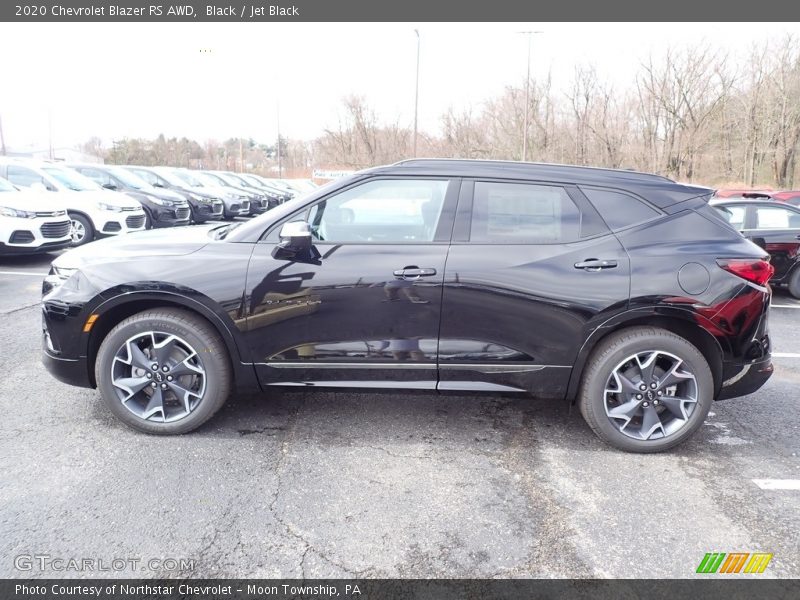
[438,179,630,398]
[243,176,459,389]
[742,203,800,281]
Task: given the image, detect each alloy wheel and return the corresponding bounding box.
[70,219,86,243]
[110,331,207,423]
[603,350,699,441]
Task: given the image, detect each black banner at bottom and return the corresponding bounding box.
[3,579,800,600]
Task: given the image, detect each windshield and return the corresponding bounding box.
[0,177,16,192]
[199,172,231,187]
[154,168,190,187]
[173,170,204,187]
[224,173,251,186]
[211,172,243,187]
[106,166,152,191]
[42,167,101,191]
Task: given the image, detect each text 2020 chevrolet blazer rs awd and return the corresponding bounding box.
[41,160,774,452]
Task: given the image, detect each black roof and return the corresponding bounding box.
[371,159,711,209]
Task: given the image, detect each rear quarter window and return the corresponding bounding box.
[580,187,661,231]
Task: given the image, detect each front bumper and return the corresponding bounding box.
[223,199,251,218]
[43,348,92,388]
[149,204,191,228]
[0,239,72,255]
[191,201,225,222]
[98,211,147,235]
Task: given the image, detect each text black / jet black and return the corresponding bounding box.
[42,159,773,452]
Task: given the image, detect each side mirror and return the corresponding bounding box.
[279,221,312,250]
[102,183,118,191]
[272,221,320,264]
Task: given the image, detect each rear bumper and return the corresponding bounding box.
[717,356,773,400]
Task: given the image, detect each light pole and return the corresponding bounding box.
[413,29,420,157]
[519,30,542,162]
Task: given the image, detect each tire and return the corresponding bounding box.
[69,213,94,246]
[578,326,713,453]
[788,267,800,299]
[95,308,232,434]
[144,209,153,230]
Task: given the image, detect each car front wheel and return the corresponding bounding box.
[95,308,232,434]
[579,327,713,452]
[69,213,93,246]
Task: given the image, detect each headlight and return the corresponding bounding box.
[97,202,124,212]
[148,197,167,206]
[0,206,37,218]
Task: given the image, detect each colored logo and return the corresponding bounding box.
[696,552,773,574]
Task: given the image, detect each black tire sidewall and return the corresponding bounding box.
[95,312,229,434]
[788,267,800,299]
[580,329,713,452]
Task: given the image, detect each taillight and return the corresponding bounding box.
[716,258,774,286]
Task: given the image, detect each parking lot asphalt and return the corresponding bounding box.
[0,248,798,579]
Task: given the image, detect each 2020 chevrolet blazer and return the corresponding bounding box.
[41,160,774,452]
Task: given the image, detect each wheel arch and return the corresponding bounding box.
[567,309,725,402]
[85,291,257,391]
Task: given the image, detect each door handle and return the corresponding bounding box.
[574,259,618,271]
[393,267,437,279]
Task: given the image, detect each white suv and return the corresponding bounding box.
[0,176,72,255]
[0,159,146,246]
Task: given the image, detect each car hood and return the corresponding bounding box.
[77,189,144,209]
[53,223,223,269]
[0,190,67,213]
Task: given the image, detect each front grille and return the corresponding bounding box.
[125,214,146,229]
[103,222,122,233]
[198,205,212,215]
[230,203,240,212]
[40,219,71,239]
[121,206,139,212]
[212,202,223,215]
[175,207,190,220]
[241,200,250,212]
[9,230,35,244]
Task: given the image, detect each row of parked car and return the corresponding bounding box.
[710,188,800,297]
[0,156,316,254]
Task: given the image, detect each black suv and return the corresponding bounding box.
[69,164,191,228]
[122,166,225,223]
[41,160,773,452]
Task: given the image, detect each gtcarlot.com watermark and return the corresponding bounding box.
[14,554,195,573]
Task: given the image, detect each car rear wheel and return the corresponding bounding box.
[95,308,231,434]
[579,327,713,452]
[69,213,93,246]
[788,267,800,299]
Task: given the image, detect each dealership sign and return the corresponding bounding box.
[312,169,355,179]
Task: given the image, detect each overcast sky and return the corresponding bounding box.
[1,22,798,150]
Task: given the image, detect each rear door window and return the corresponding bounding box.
[714,205,746,229]
[469,181,581,243]
[755,205,800,229]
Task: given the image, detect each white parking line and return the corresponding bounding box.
[753,479,800,490]
[771,304,800,308]
[0,271,47,277]
[772,352,800,358]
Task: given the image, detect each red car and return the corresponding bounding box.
[714,188,800,207]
